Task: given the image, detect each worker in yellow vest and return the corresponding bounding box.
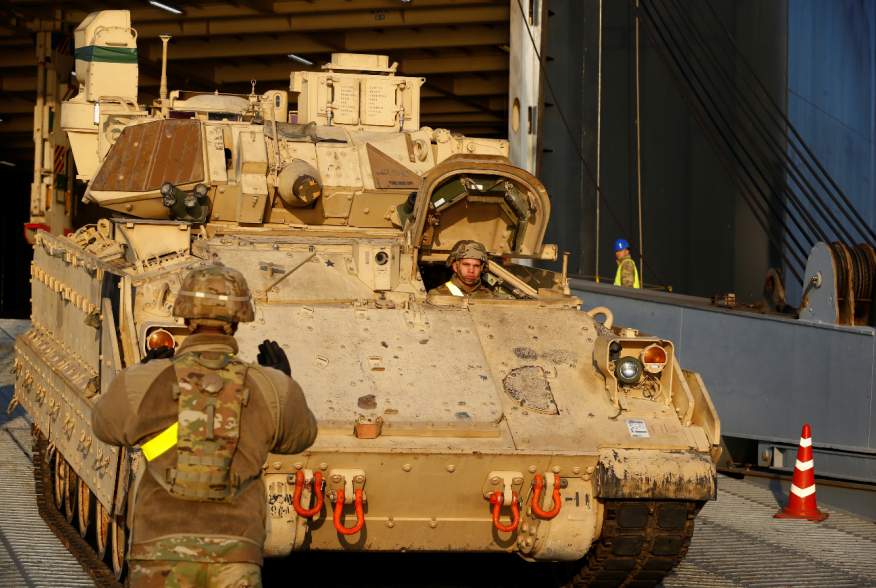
[613,238,640,288]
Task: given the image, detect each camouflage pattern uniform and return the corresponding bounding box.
[429,240,502,298]
[93,264,317,588]
[429,274,498,298]
[615,255,640,289]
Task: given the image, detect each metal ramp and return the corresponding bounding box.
[665,475,876,587]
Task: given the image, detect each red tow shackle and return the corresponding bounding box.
[530,473,562,519]
[489,490,520,533]
[332,488,365,535]
[292,470,324,518]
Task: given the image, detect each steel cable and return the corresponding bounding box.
[639,1,811,270]
[658,0,834,248]
[664,0,859,247]
[700,0,876,246]
[638,15,805,280]
[638,7,806,280]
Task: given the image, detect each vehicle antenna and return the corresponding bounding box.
[159,34,171,116]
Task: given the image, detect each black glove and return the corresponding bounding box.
[257,340,291,376]
[141,346,174,363]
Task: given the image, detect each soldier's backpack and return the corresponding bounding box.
[145,350,250,502]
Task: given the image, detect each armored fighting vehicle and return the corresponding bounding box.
[14,10,721,587]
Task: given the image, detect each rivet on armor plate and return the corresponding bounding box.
[331,474,342,483]
[429,518,438,529]
[528,465,537,473]
[572,466,581,474]
[386,518,395,528]
[582,474,591,481]
[585,465,594,474]
[402,463,412,472]
[551,466,561,474]
[512,477,523,485]
[490,476,501,485]
[272,462,282,470]
[446,464,456,473]
[294,462,303,470]
[320,462,328,470]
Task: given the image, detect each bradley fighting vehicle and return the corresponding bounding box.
[13,10,720,587]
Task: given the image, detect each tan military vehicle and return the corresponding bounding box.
[14,10,720,587]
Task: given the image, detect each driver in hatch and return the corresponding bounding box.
[428,240,500,299]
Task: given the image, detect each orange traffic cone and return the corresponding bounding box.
[774,423,828,522]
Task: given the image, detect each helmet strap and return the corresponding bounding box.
[188,318,238,335]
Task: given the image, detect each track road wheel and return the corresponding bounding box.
[95,500,110,560]
[65,466,78,523]
[52,454,67,512]
[77,478,93,538]
[110,516,127,580]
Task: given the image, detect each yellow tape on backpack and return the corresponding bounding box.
[141,422,179,461]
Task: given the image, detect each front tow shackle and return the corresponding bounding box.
[530,472,562,519]
[332,487,365,535]
[327,469,366,536]
[292,469,324,518]
[489,490,520,533]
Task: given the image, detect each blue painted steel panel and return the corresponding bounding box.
[788,0,876,228]
[785,1,876,302]
[571,280,875,465]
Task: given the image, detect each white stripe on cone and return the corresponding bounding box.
[795,459,814,471]
[790,483,816,498]
[799,437,812,447]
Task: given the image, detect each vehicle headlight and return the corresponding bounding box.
[615,356,644,385]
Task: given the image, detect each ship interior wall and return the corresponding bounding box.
[541,0,788,301]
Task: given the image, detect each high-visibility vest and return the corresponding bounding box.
[614,258,640,288]
[445,280,464,296]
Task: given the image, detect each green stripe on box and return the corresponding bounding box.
[74,45,138,64]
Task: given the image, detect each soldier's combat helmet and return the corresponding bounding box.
[446,240,489,267]
[173,264,255,323]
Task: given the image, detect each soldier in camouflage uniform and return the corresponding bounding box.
[428,240,502,298]
[93,264,317,588]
